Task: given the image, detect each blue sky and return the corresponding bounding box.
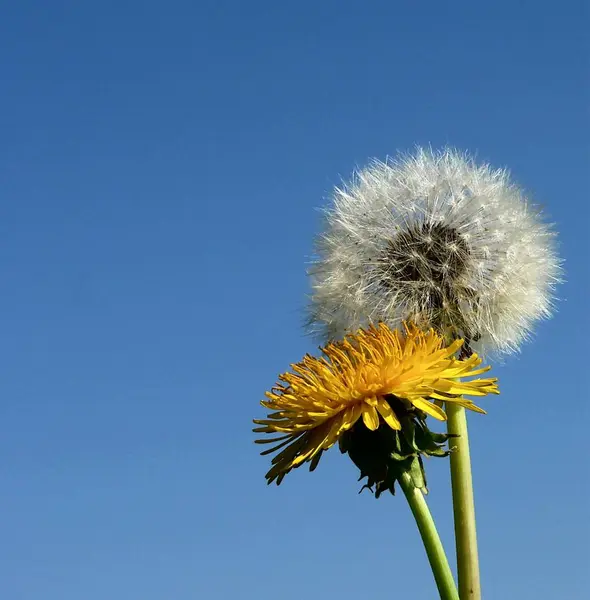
[0,1,588,598]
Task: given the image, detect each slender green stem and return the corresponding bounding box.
[399,471,460,600]
[446,404,481,600]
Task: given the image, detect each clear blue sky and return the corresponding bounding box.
[1,1,588,598]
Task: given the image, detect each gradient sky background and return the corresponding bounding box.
[1,1,588,598]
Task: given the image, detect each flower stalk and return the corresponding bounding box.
[446,403,481,600]
[399,471,460,600]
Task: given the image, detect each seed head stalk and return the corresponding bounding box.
[446,403,480,600]
[444,332,481,600]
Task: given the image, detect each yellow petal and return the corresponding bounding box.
[340,402,364,433]
[361,403,380,430]
[375,397,402,430]
[447,399,488,414]
[435,379,498,397]
[411,397,448,421]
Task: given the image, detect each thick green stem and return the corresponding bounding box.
[446,404,481,600]
[399,471,460,600]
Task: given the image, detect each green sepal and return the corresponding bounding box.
[340,396,454,498]
[390,450,415,461]
[401,419,419,451]
[409,456,427,493]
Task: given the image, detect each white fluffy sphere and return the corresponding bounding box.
[308,148,561,356]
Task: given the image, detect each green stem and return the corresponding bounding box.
[399,471,460,600]
[446,404,481,600]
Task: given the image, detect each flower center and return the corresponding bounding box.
[380,222,470,286]
[372,222,476,335]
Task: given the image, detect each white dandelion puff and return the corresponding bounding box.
[308,148,562,356]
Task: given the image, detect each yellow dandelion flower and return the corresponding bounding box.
[254,323,499,484]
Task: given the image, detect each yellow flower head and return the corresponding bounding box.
[254,323,499,485]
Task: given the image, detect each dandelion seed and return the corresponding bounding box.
[308,148,561,355]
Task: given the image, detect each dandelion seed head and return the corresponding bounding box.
[308,148,562,356]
